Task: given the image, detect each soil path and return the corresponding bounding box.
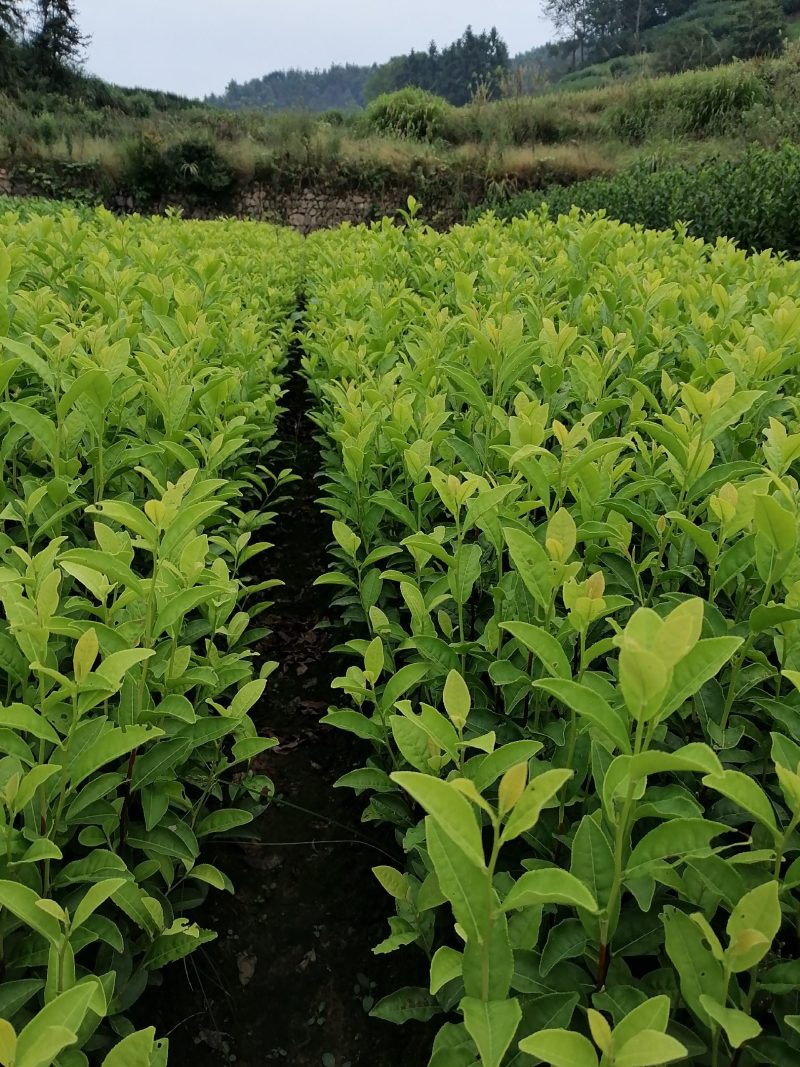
[138,354,434,1066]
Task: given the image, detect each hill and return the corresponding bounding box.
[209,1,791,114]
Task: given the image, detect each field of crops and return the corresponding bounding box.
[0,204,303,1064]
[3,198,800,1066]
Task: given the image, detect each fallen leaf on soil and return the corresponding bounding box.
[198,1030,227,1051]
[237,951,257,986]
[298,948,317,971]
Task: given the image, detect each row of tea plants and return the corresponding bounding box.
[0,205,303,1064]
[302,203,800,1066]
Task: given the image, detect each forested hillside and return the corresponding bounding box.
[211,28,511,111]
[0,0,193,111]
[211,1,793,113]
[205,63,376,113]
[547,0,791,88]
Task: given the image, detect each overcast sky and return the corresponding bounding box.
[75,1,556,99]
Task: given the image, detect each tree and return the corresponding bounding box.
[30,0,88,84]
[729,0,785,57]
[0,1,26,90]
[0,0,23,34]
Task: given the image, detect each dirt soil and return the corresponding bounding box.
[136,362,435,1067]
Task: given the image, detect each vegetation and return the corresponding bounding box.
[0,1,798,224]
[543,0,787,76]
[477,143,800,256]
[211,27,510,112]
[363,27,510,107]
[1,0,87,94]
[206,63,375,114]
[4,79,800,1055]
[0,202,303,1062]
[303,202,800,1067]
[210,1,794,118]
[2,46,799,223]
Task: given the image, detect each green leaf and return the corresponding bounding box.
[379,663,430,713]
[571,812,615,914]
[88,500,156,543]
[533,678,630,753]
[153,586,217,637]
[431,946,463,995]
[70,726,161,789]
[501,768,572,843]
[426,820,492,946]
[15,981,103,1067]
[518,1028,599,1067]
[195,808,253,837]
[0,881,62,945]
[540,919,587,976]
[443,669,471,729]
[462,997,521,1067]
[504,869,598,913]
[698,997,761,1049]
[72,879,126,930]
[332,520,361,558]
[321,710,383,741]
[370,987,438,1024]
[625,819,729,875]
[703,770,779,838]
[750,605,800,634]
[187,864,233,893]
[0,703,60,745]
[726,881,781,972]
[662,906,725,1026]
[504,527,553,610]
[392,772,484,867]
[612,996,671,1049]
[501,622,571,680]
[470,741,543,792]
[660,638,743,718]
[615,1030,688,1067]
[143,923,216,970]
[1,401,57,456]
[102,1029,167,1067]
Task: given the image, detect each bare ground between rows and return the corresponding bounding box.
[136,367,434,1067]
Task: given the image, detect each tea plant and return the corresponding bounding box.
[303,203,800,1066]
[0,204,303,1062]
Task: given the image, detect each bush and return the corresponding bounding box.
[477,142,800,256]
[122,134,236,203]
[121,130,170,198]
[319,107,346,126]
[163,137,236,199]
[365,87,452,142]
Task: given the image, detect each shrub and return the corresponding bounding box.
[121,130,170,199]
[477,142,800,256]
[122,134,236,203]
[162,137,236,199]
[319,107,346,126]
[365,87,452,142]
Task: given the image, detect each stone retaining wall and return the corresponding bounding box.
[0,165,478,231]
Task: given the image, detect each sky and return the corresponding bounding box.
[75,1,556,99]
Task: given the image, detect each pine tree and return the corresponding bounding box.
[0,0,26,91]
[30,0,88,84]
[0,0,24,35]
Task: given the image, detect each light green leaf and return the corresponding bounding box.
[462,997,521,1067]
[392,772,484,867]
[698,997,761,1049]
[504,869,598,914]
[518,1028,599,1067]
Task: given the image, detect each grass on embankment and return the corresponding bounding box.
[1,47,799,205]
